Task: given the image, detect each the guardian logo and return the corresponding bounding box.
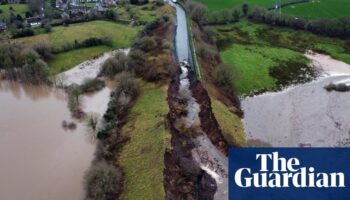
[229,148,350,200]
[234,152,345,188]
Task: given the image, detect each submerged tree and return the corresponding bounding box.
[86,113,100,136]
[84,162,122,200]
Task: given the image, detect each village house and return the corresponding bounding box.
[26,16,41,26]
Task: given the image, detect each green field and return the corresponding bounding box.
[196,0,350,19]
[48,46,111,75]
[119,82,169,200]
[282,0,350,19]
[17,20,138,75]
[216,21,350,94]
[221,44,306,94]
[15,20,138,49]
[196,0,275,11]
[0,4,28,21]
[77,2,97,7]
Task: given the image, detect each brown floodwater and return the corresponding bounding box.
[0,81,97,200]
[242,54,350,147]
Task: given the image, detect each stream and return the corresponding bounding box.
[0,50,123,200]
[242,52,350,147]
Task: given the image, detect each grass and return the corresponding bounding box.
[48,46,111,75]
[282,0,350,19]
[77,2,97,7]
[22,20,139,75]
[196,0,350,19]
[0,4,28,21]
[195,0,275,11]
[210,97,246,146]
[215,21,350,94]
[15,20,138,49]
[221,44,306,94]
[119,82,170,200]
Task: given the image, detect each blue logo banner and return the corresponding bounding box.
[229,148,350,200]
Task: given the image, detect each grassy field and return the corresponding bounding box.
[196,0,350,19]
[77,2,97,7]
[196,0,275,11]
[15,20,138,49]
[0,4,28,21]
[16,20,138,75]
[215,21,350,94]
[220,44,305,94]
[115,2,173,22]
[282,0,350,19]
[48,46,111,75]
[210,97,246,146]
[119,82,170,200]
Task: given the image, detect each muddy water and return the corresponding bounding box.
[242,54,350,147]
[0,81,105,200]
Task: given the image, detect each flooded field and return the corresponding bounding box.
[0,81,110,200]
[242,53,350,147]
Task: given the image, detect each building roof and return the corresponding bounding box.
[26,17,42,23]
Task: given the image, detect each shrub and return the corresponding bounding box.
[130,0,148,5]
[21,59,49,84]
[84,162,122,200]
[20,48,40,64]
[12,27,34,38]
[85,113,100,135]
[324,83,350,92]
[100,51,128,78]
[212,64,236,92]
[115,71,139,98]
[197,44,216,60]
[33,43,53,61]
[203,26,218,44]
[80,78,106,93]
[137,36,157,52]
[67,84,83,118]
[105,9,118,21]
[44,23,52,32]
[128,49,146,75]
[185,0,208,23]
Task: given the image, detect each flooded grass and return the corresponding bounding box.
[269,59,318,89]
[220,44,307,94]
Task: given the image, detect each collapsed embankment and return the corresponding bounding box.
[164,66,216,200]
[164,62,229,199]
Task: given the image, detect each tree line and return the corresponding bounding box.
[0,43,50,84]
[249,7,350,39]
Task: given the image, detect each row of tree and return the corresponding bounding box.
[249,8,350,39]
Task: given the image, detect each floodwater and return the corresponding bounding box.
[242,53,350,147]
[0,81,110,200]
[172,2,191,63]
